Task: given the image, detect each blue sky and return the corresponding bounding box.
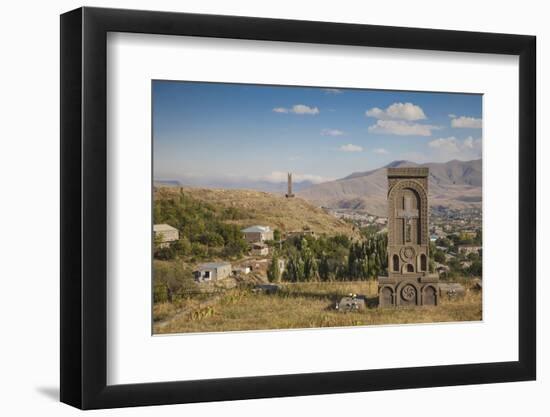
[153,81,482,186]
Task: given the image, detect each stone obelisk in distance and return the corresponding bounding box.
[285,172,295,198]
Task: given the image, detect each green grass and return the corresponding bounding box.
[153,280,482,334]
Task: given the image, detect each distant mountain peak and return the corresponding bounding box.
[343,160,417,180]
[297,158,482,216]
[384,160,416,168]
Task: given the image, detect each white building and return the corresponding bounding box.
[194,262,232,283]
[251,242,269,256]
[458,245,482,256]
[153,224,179,248]
[241,225,274,243]
[232,266,251,276]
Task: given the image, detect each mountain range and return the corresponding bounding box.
[297,159,482,216]
[154,178,316,194]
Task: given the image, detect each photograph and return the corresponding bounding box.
[152,81,483,334]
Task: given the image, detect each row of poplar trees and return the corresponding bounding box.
[268,233,388,282]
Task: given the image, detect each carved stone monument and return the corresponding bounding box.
[285,173,295,198]
[378,168,439,307]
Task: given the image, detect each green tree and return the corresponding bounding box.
[284,253,305,282]
[433,250,445,263]
[318,252,331,281]
[474,229,482,245]
[267,254,281,283]
[301,238,318,281]
[467,260,482,277]
[153,260,198,302]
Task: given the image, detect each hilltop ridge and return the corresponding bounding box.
[155,186,358,237]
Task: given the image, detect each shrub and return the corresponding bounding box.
[153,260,198,302]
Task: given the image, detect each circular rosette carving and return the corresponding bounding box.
[400,246,415,261]
[401,284,417,301]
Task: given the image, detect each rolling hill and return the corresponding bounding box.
[155,186,359,237]
[297,159,482,216]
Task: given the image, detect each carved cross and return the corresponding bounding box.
[396,196,418,242]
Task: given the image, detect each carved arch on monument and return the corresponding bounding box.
[420,254,427,271]
[387,180,428,245]
[422,284,437,306]
[392,254,399,271]
[380,285,394,306]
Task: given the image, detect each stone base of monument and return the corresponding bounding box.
[378,274,439,307]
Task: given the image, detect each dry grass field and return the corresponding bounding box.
[153,280,482,334]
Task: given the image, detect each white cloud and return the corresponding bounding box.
[427,136,482,161]
[339,144,363,152]
[321,128,344,136]
[428,137,461,153]
[262,171,326,184]
[368,120,439,136]
[373,148,388,154]
[291,104,319,115]
[324,88,342,94]
[451,116,482,129]
[272,107,288,113]
[273,104,319,115]
[366,102,427,121]
[448,113,457,118]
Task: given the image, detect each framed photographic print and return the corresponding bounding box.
[60,6,536,410]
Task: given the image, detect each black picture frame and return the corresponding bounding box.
[60,6,536,410]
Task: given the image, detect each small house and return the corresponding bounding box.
[194,262,232,283]
[241,225,274,243]
[251,242,269,256]
[461,230,478,239]
[232,266,251,276]
[153,224,179,248]
[286,230,316,239]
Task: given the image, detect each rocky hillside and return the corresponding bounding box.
[155,186,358,237]
[297,159,482,216]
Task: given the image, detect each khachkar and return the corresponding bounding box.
[378,167,439,307]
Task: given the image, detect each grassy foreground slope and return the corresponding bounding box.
[154,280,482,334]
